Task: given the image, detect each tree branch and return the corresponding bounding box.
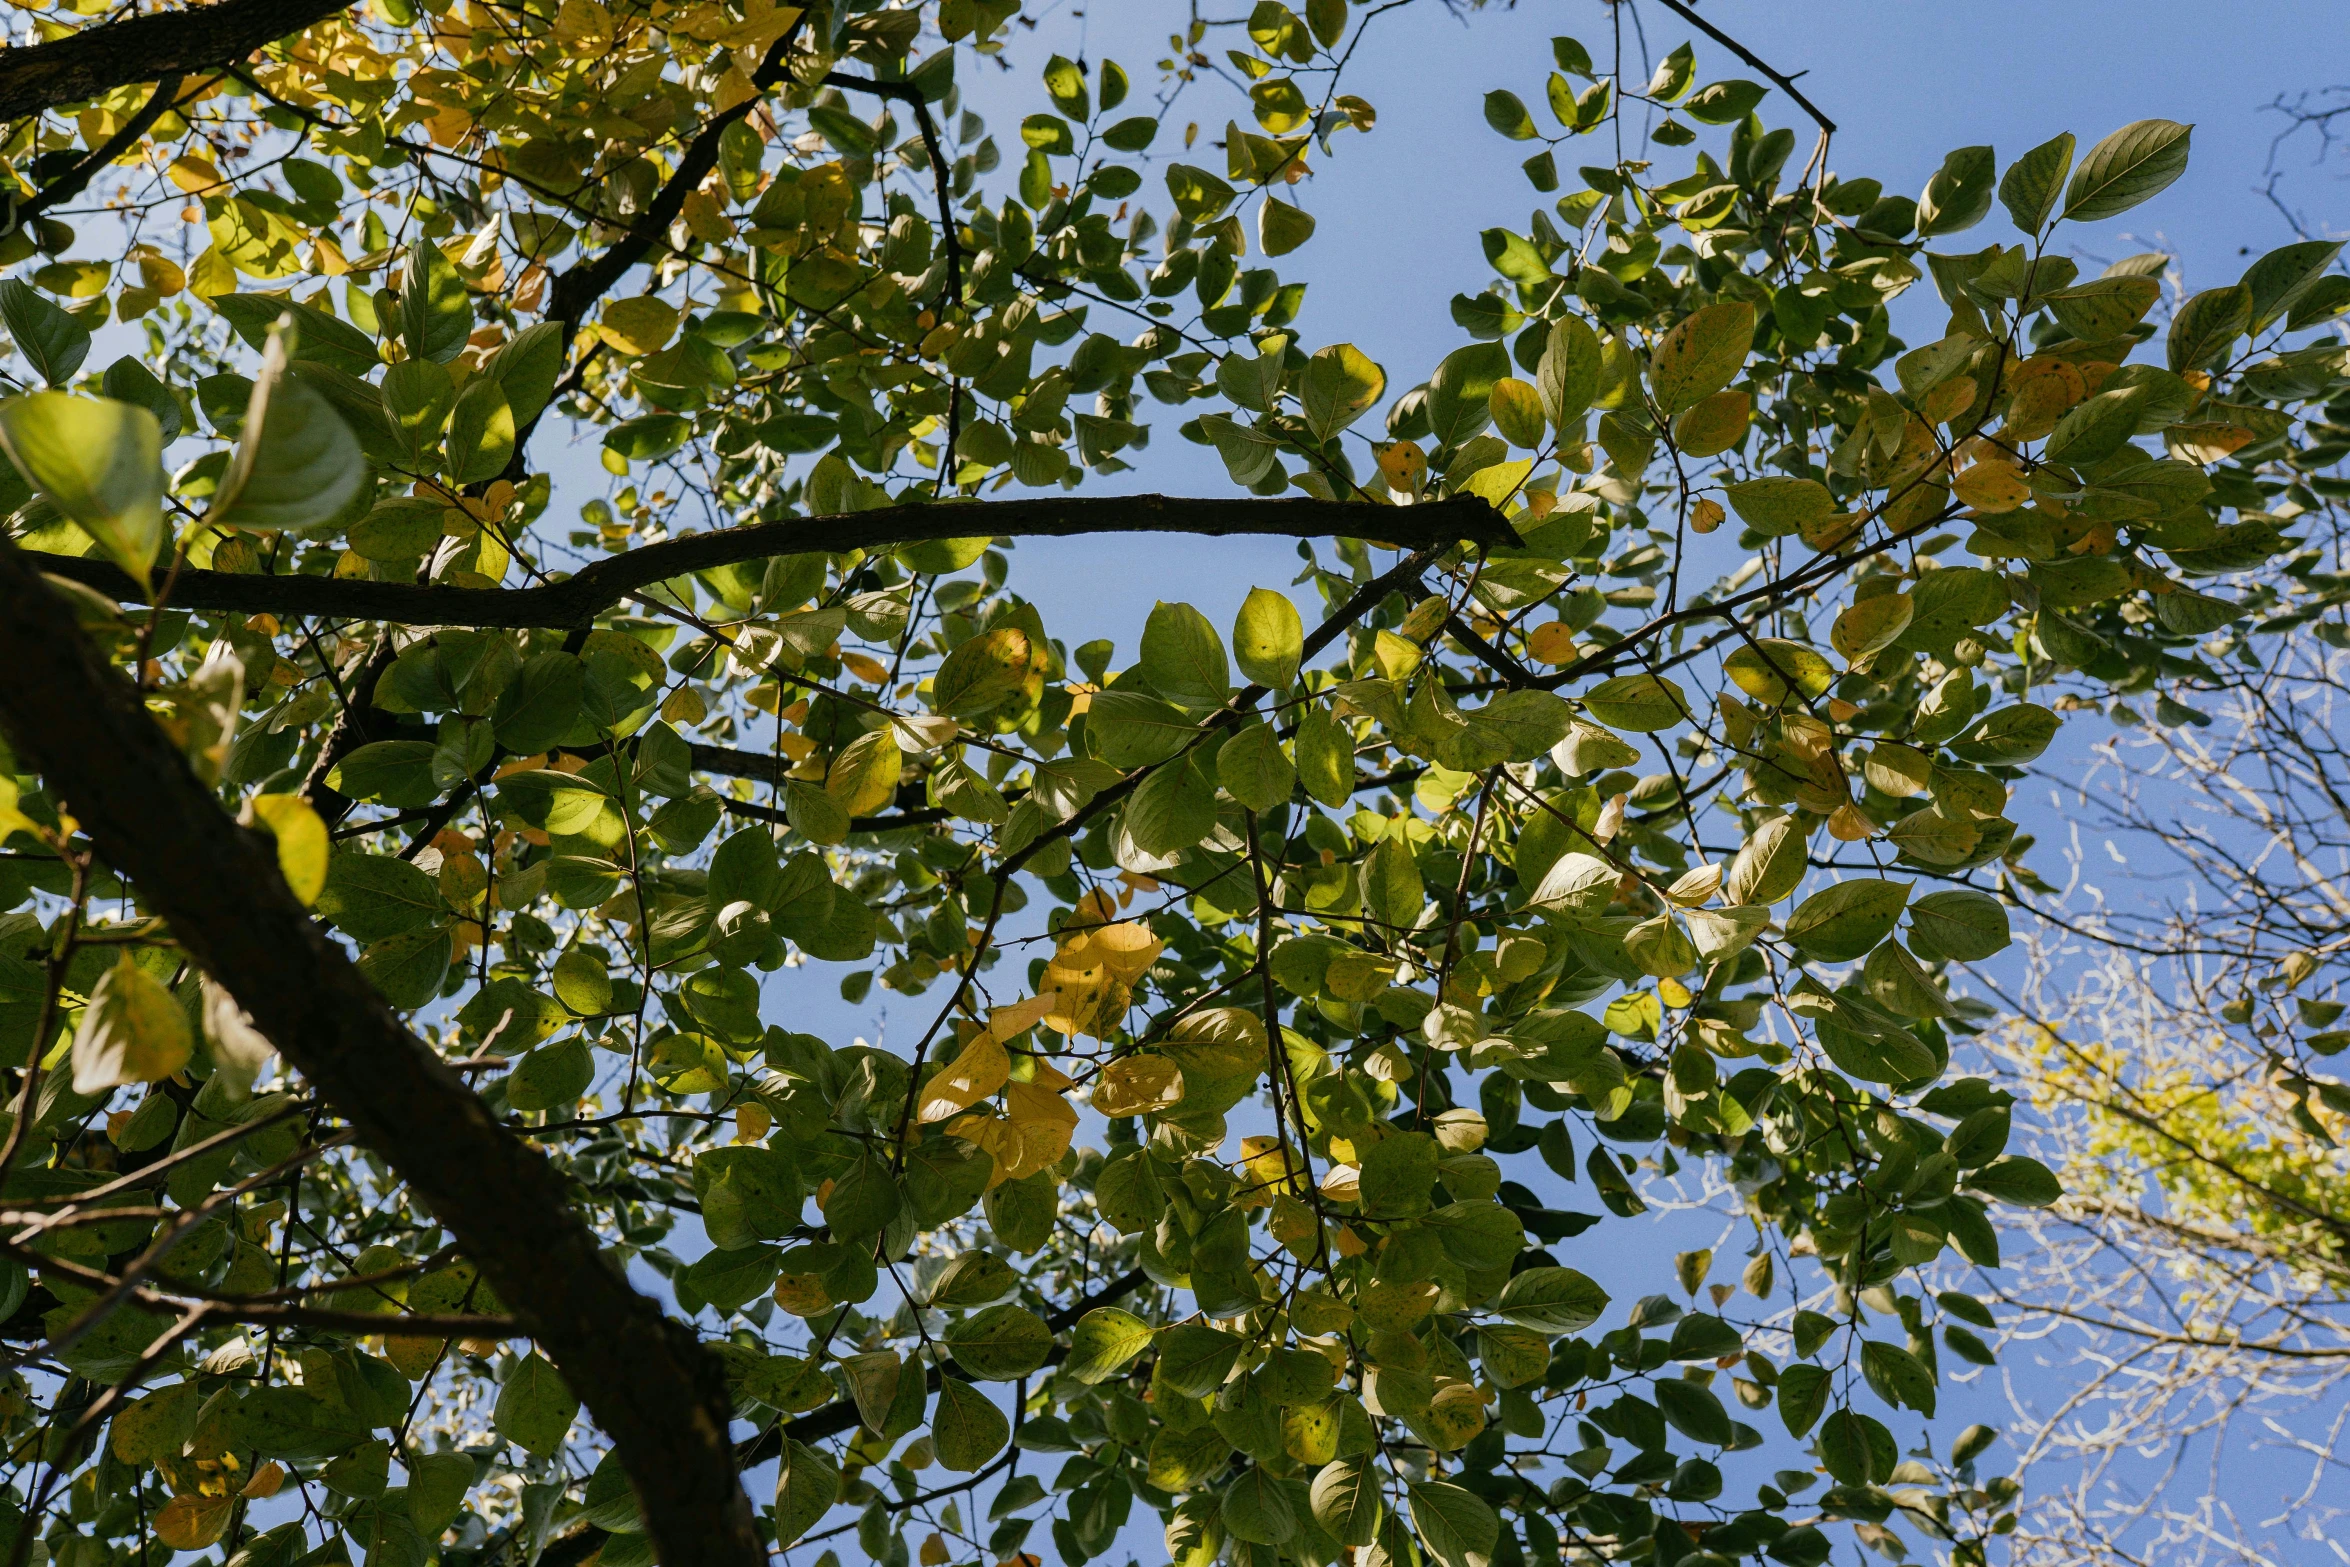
[1644,0,1836,136]
[0,541,761,1567]
[30,493,1509,628]
[0,0,354,123]
[824,70,963,316]
[9,73,185,232]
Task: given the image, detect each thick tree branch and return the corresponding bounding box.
[9,73,185,232]
[0,542,760,1567]
[30,493,1510,627]
[0,0,353,123]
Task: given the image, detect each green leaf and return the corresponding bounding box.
[494,1353,578,1457]
[1786,879,1911,962]
[1491,1265,1608,1333]
[402,239,472,364]
[1907,889,2010,961]
[1999,132,2074,232]
[2062,119,2192,223]
[1231,586,1304,691]
[1536,315,1602,428]
[1301,344,1385,442]
[1917,145,1996,236]
[2041,277,2160,342]
[1818,1408,1881,1485]
[316,853,443,941]
[2241,239,2345,332]
[1648,300,1754,415]
[446,373,517,484]
[820,1153,902,1239]
[1579,673,1687,732]
[774,1439,839,1545]
[1682,80,1766,125]
[1777,1364,1830,1437]
[478,321,566,429]
[1217,722,1295,813]
[1407,1481,1498,1567]
[2167,284,2252,374]
[2042,386,2144,468]
[1065,1307,1156,1384]
[1154,1323,1245,1396]
[326,740,438,808]
[493,652,589,755]
[932,1377,1010,1471]
[1861,1339,1936,1417]
[1295,704,1353,806]
[1224,1467,1298,1544]
[1140,600,1231,707]
[357,927,451,1008]
[1259,199,1317,257]
[1725,475,1835,537]
[1967,1154,2061,1207]
[1654,1378,1734,1445]
[0,391,163,584]
[69,953,193,1094]
[943,1303,1051,1380]
[1310,1456,1384,1546]
[1087,690,1196,769]
[0,279,91,386]
[1948,703,2057,764]
[208,323,366,534]
[1482,90,1538,140]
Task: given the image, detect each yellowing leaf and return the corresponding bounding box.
[166,155,225,194]
[918,1032,1011,1123]
[1831,594,1915,663]
[71,953,193,1095]
[153,1495,233,1552]
[248,792,328,904]
[825,729,902,817]
[1952,460,2029,513]
[1671,388,1750,457]
[1649,300,1754,415]
[600,296,679,356]
[1093,1055,1184,1117]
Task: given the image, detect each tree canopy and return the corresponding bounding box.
[0,5,2344,1567]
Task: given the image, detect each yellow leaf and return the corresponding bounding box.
[1085,921,1164,983]
[166,155,224,194]
[1952,460,2029,514]
[154,1495,233,1552]
[824,729,902,817]
[1376,440,1425,495]
[1091,1055,1184,1117]
[983,992,1058,1042]
[1670,388,1750,457]
[599,296,678,357]
[918,1032,1010,1123]
[1830,593,1915,663]
[247,793,327,904]
[1527,622,1579,666]
[1237,1134,1300,1203]
[1003,1079,1076,1173]
[71,953,192,1095]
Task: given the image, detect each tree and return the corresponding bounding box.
[0,4,2340,1567]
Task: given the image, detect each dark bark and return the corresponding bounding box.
[0,0,355,122]
[0,539,761,1567]
[29,493,1511,628]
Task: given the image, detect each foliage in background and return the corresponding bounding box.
[0,4,2342,1567]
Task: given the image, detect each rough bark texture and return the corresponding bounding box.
[0,539,762,1567]
[30,492,1514,627]
[0,0,357,122]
